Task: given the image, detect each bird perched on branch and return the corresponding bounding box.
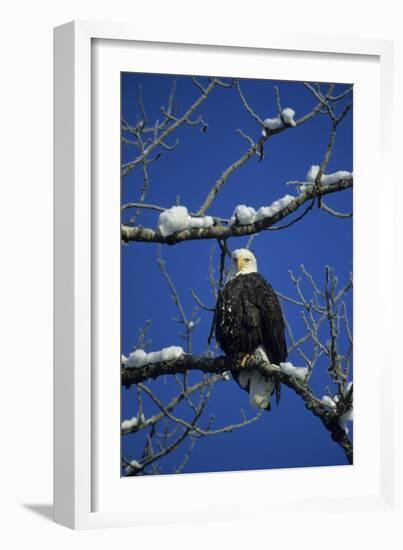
[212,248,287,410]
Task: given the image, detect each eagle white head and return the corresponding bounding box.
[231,248,258,276]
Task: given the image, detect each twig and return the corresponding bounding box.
[190,289,215,312]
[139,382,262,437]
[235,80,265,126]
[320,200,353,218]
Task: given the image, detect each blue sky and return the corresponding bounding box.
[121,73,353,475]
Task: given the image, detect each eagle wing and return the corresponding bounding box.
[241,273,287,365]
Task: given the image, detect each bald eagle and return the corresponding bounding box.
[213,249,287,410]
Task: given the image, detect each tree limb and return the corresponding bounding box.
[122,355,352,464]
[121,178,353,244]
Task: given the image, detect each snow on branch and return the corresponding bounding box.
[321,396,353,434]
[123,459,142,475]
[263,107,296,132]
[121,413,146,432]
[157,206,214,237]
[279,362,309,381]
[306,165,353,185]
[339,408,353,434]
[321,395,337,410]
[123,346,184,368]
[122,177,353,244]
[321,382,353,434]
[289,165,353,193]
[229,195,295,226]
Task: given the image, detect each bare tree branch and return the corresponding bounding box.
[235,80,265,126]
[122,78,218,176]
[195,88,334,216]
[139,381,262,437]
[122,356,352,463]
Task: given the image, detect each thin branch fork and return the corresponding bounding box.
[196,133,270,216]
[126,393,207,476]
[121,178,353,245]
[122,79,218,176]
[138,381,261,437]
[196,88,334,217]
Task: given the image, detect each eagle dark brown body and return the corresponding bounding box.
[215,272,287,364]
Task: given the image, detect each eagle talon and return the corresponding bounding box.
[240,354,254,368]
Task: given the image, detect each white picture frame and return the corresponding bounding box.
[54,20,399,531]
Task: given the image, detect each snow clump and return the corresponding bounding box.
[230,195,295,226]
[263,107,296,132]
[158,206,214,237]
[124,346,184,368]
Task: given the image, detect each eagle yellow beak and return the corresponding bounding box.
[236,257,245,272]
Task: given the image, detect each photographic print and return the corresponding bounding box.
[120,73,353,477]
